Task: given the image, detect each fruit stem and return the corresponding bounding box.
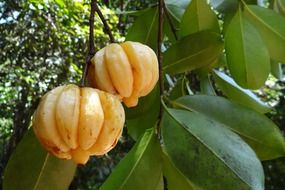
[94,0,115,43]
[157,0,165,138]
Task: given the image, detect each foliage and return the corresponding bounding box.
[1,0,285,189]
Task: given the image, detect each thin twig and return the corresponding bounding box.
[80,0,96,87]
[163,3,178,40]
[94,1,115,43]
[157,0,165,137]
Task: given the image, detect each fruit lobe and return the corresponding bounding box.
[87,41,159,107]
[32,84,125,164]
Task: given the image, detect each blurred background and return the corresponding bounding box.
[0,0,284,189]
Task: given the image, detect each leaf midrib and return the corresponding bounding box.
[33,154,50,190]
[163,46,216,70]
[145,9,158,44]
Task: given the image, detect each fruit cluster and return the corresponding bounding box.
[32,42,158,164]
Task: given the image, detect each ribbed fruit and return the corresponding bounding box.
[32,84,125,164]
[87,41,159,107]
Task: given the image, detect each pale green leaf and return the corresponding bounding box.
[161,108,264,190]
[244,5,285,63]
[225,6,270,89]
[270,61,283,80]
[174,95,285,160]
[180,0,220,37]
[101,128,162,190]
[213,70,271,113]
[3,130,76,190]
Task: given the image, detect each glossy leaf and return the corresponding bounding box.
[225,6,270,89]
[163,31,224,74]
[101,128,162,190]
[213,70,271,113]
[180,0,220,37]
[270,61,283,80]
[165,0,191,21]
[162,151,196,190]
[3,130,76,190]
[244,5,285,63]
[174,95,285,160]
[126,7,158,50]
[161,108,264,190]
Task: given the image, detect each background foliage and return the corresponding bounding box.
[1,0,285,189]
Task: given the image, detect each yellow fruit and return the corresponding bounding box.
[32,84,125,164]
[87,41,159,107]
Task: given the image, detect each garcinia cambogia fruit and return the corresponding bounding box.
[32,84,125,164]
[87,41,159,107]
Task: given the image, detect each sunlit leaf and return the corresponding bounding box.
[225,6,270,89]
[180,0,220,37]
[244,5,285,63]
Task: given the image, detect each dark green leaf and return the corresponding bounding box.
[165,0,191,21]
[271,61,283,80]
[161,108,264,190]
[162,152,195,190]
[213,70,272,113]
[244,5,285,63]
[180,0,220,37]
[174,95,285,160]
[209,0,238,13]
[169,77,188,99]
[101,128,162,190]
[126,85,160,141]
[3,130,76,190]
[225,6,270,89]
[126,7,158,50]
[163,31,224,74]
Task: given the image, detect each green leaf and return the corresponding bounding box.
[161,108,264,190]
[165,0,191,21]
[271,61,283,80]
[199,74,216,95]
[126,7,158,50]
[169,77,188,100]
[180,0,220,37]
[213,70,271,113]
[126,85,160,141]
[174,95,285,160]
[163,31,224,74]
[209,0,238,13]
[101,128,162,190]
[274,0,285,16]
[3,130,76,190]
[162,152,196,190]
[225,6,270,89]
[244,5,285,63]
